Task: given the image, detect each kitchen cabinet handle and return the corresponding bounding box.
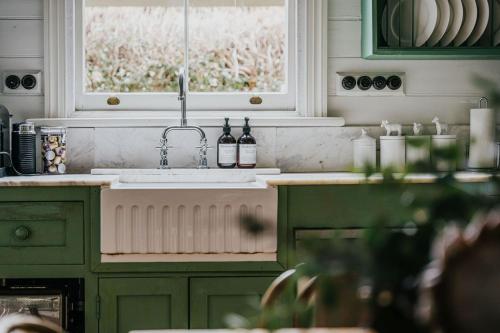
[14,226,31,241]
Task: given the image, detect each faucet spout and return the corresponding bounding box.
[178,68,187,127]
[158,69,209,169]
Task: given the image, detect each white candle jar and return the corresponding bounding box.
[353,129,376,170]
[380,136,405,171]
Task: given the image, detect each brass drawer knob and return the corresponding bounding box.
[14,226,31,241]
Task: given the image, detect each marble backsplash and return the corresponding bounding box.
[65,124,470,173]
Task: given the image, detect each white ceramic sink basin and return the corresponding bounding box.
[96,168,280,262]
[92,168,280,188]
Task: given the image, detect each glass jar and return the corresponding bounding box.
[41,127,67,174]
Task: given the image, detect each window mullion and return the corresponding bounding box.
[184,0,189,92]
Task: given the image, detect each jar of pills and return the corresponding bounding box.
[41,127,67,174]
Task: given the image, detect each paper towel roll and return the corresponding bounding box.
[469,107,496,169]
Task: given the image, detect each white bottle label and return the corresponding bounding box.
[239,144,257,165]
[218,144,237,164]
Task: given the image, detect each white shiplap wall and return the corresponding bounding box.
[1,0,500,125]
[0,0,44,122]
[327,0,500,125]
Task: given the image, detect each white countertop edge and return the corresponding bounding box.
[0,175,119,187]
[0,172,495,187]
[257,172,495,186]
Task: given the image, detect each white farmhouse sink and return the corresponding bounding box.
[91,168,280,188]
[94,168,280,262]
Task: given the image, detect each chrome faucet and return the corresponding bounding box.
[158,69,209,169]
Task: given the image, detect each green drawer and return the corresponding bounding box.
[0,202,84,265]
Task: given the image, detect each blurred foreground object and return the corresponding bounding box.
[0,314,62,333]
[421,210,500,333]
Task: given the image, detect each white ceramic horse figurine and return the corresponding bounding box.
[381,120,402,136]
[413,123,423,136]
[432,117,448,135]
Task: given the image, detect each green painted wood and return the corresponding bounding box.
[99,277,188,333]
[0,186,91,202]
[0,187,99,333]
[190,276,276,329]
[361,0,500,59]
[0,201,84,265]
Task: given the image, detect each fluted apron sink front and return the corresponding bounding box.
[95,169,279,263]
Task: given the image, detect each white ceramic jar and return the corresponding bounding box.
[406,136,431,168]
[432,135,457,171]
[353,129,376,170]
[380,136,405,171]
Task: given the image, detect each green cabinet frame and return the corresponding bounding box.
[362,0,500,59]
[0,186,99,332]
[99,277,189,333]
[190,277,276,329]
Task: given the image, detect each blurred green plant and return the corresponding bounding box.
[232,141,500,332]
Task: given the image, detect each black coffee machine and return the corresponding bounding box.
[0,105,12,178]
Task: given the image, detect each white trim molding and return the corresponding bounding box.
[43,0,74,118]
[297,0,328,117]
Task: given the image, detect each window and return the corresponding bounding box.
[75,0,296,111]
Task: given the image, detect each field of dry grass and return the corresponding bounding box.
[85,5,286,93]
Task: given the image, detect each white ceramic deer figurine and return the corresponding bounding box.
[381,120,402,136]
[432,117,448,135]
[413,123,423,135]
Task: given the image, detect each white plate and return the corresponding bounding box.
[467,0,489,46]
[454,0,478,46]
[381,0,437,47]
[381,1,411,47]
[381,4,389,45]
[414,0,439,46]
[428,0,451,46]
[441,0,464,46]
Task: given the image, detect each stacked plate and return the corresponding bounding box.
[381,0,500,47]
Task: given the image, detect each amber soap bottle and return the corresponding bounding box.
[217,118,237,168]
[237,117,256,168]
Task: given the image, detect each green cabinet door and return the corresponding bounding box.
[190,277,275,329]
[99,277,188,333]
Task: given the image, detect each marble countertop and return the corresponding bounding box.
[0,172,495,187]
[257,172,495,186]
[0,174,119,187]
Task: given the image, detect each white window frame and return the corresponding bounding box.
[75,0,296,112]
[43,0,339,126]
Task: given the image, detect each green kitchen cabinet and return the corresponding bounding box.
[99,277,189,333]
[0,201,84,265]
[190,277,276,329]
[362,0,500,59]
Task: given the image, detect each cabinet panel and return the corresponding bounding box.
[99,278,188,333]
[0,202,84,265]
[190,277,275,329]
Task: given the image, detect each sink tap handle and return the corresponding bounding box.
[157,138,172,169]
[197,138,209,169]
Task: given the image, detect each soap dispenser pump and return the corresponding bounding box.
[237,117,256,169]
[217,118,237,168]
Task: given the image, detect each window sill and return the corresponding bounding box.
[28,111,345,128]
